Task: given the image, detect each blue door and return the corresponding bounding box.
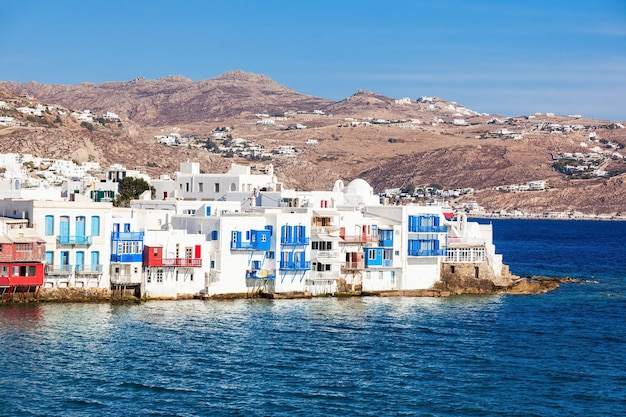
[60,251,70,273]
[76,216,86,243]
[76,251,85,272]
[60,216,70,244]
[91,252,100,272]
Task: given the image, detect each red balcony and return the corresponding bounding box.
[143,245,203,268]
[0,263,45,287]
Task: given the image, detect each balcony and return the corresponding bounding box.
[45,264,73,275]
[279,260,311,271]
[110,253,143,263]
[246,269,276,279]
[340,234,378,244]
[447,236,485,246]
[312,250,340,259]
[75,264,103,276]
[56,235,92,246]
[158,258,202,267]
[231,241,256,250]
[111,231,144,241]
[408,225,448,233]
[110,274,141,285]
[0,275,44,287]
[281,236,310,246]
[230,240,270,251]
[344,261,365,270]
[407,249,447,257]
[308,270,340,281]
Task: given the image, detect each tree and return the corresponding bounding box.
[113,177,154,207]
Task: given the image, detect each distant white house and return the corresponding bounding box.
[0,116,15,126]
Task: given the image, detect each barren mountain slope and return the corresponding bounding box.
[1,71,333,127]
[2,72,625,216]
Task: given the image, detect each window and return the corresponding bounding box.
[147,272,152,283]
[230,183,236,191]
[368,250,376,260]
[156,269,163,283]
[267,251,274,259]
[211,230,219,240]
[123,223,130,232]
[199,182,204,192]
[214,183,220,193]
[45,215,54,236]
[91,216,101,236]
[186,182,190,192]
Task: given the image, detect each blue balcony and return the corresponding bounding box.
[408,215,447,233]
[281,236,310,246]
[231,240,270,251]
[410,225,448,233]
[110,253,143,263]
[56,235,92,245]
[279,260,311,271]
[111,231,145,241]
[407,248,447,257]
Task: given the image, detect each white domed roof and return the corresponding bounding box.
[344,178,373,196]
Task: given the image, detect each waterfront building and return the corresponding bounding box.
[0,159,506,299]
[0,217,46,299]
[0,195,113,289]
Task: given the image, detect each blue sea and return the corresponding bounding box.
[1,219,625,416]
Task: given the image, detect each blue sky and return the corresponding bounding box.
[1,0,625,120]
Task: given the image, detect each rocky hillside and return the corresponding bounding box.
[1,71,333,127]
[2,71,626,216]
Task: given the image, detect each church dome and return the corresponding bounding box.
[344,178,373,196]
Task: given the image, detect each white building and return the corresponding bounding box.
[151,162,280,201]
[0,196,113,289]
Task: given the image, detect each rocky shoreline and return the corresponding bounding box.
[1,276,579,303]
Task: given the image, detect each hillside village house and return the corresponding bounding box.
[0,160,506,299]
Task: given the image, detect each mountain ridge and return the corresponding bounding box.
[1,70,625,216]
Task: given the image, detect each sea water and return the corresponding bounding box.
[1,220,625,416]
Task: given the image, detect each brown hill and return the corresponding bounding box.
[2,71,625,216]
[1,70,333,127]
